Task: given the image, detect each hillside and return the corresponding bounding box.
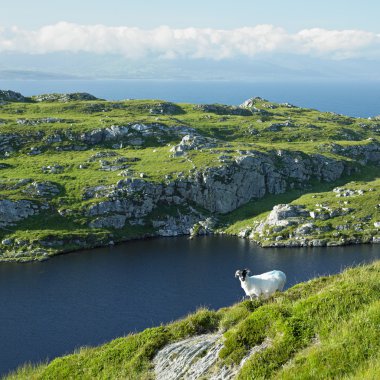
[0,90,379,261]
[6,260,380,379]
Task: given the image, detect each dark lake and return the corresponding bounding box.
[1,236,380,376]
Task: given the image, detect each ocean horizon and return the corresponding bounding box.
[1,79,379,118]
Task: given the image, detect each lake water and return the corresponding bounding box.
[1,79,380,118]
[1,236,380,376]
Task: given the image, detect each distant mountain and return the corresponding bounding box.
[0,52,379,81]
[0,70,82,80]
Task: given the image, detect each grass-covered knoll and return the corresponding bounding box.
[6,260,380,379]
[1,93,380,261]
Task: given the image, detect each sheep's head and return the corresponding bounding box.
[235,268,250,281]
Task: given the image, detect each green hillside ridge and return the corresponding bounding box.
[0,90,380,261]
[6,260,380,379]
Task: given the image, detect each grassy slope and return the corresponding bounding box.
[1,95,379,260]
[5,260,380,380]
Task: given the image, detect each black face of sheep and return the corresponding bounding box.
[235,268,251,282]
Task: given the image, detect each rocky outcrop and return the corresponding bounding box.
[0,122,198,155]
[254,204,309,234]
[319,142,380,163]
[17,118,66,126]
[89,215,127,229]
[149,102,184,115]
[170,134,217,156]
[0,90,27,102]
[175,150,351,213]
[86,179,164,219]
[33,92,99,102]
[194,104,252,116]
[239,97,268,108]
[78,123,195,146]
[154,333,270,380]
[80,146,367,235]
[240,200,368,248]
[23,181,60,198]
[0,199,43,227]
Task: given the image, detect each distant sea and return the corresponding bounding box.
[1,79,379,118]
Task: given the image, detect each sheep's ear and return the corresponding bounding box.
[245,268,251,274]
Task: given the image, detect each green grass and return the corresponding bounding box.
[1,95,380,261]
[5,261,380,379]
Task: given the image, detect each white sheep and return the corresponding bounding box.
[235,268,286,300]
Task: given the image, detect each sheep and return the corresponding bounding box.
[235,268,286,300]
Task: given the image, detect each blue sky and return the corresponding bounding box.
[1,0,379,80]
[1,0,379,32]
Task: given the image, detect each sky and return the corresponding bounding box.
[1,0,379,80]
[1,0,379,32]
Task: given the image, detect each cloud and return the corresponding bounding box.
[0,22,379,60]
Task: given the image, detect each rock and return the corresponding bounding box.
[280,102,297,108]
[239,97,267,108]
[98,157,129,172]
[44,134,63,144]
[24,181,60,198]
[1,238,13,246]
[104,125,130,140]
[310,211,330,220]
[265,121,295,132]
[154,333,223,380]
[310,239,327,247]
[333,187,365,197]
[238,228,252,238]
[148,102,184,115]
[194,104,252,116]
[170,134,217,156]
[322,142,380,163]
[89,215,127,229]
[13,178,33,188]
[295,223,315,235]
[88,151,119,161]
[153,213,202,237]
[86,178,164,219]
[129,137,143,146]
[254,204,309,235]
[42,164,64,174]
[190,217,216,237]
[0,90,27,102]
[174,148,354,214]
[28,147,42,155]
[33,92,99,102]
[0,199,41,227]
[17,118,65,126]
[154,332,270,380]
